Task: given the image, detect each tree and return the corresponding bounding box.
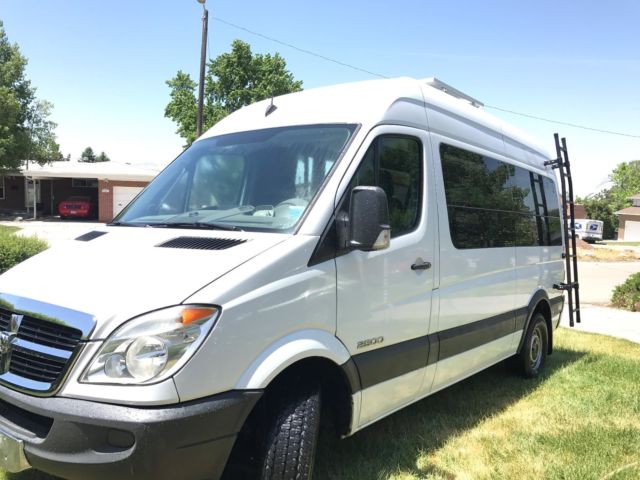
[579,160,640,239]
[165,40,303,145]
[95,151,110,162]
[79,147,96,163]
[0,21,59,169]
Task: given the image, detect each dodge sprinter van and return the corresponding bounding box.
[0,77,566,480]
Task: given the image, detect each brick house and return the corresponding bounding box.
[0,162,160,223]
[615,194,640,241]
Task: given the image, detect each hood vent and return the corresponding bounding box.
[76,231,107,242]
[157,236,247,250]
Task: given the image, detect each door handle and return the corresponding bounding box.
[411,259,432,271]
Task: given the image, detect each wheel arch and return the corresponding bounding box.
[518,290,554,355]
[234,329,360,437]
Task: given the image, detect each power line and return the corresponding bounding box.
[211,16,388,79]
[211,15,640,140]
[485,105,640,139]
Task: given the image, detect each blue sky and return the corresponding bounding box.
[1,0,639,196]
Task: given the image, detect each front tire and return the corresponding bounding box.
[515,313,549,378]
[261,382,322,480]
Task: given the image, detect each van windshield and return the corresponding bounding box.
[115,124,356,232]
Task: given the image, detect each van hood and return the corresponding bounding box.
[0,226,289,339]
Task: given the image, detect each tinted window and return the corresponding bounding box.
[441,144,561,249]
[351,136,422,237]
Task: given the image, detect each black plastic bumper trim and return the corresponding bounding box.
[0,385,262,480]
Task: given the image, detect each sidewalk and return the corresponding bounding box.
[560,304,640,344]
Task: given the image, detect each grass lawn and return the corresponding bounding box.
[0,225,19,235]
[605,242,640,247]
[3,329,640,480]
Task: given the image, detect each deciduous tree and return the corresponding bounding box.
[0,21,59,169]
[165,40,302,145]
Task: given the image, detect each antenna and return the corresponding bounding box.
[265,97,277,117]
[423,77,484,108]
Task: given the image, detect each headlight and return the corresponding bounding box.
[82,305,219,385]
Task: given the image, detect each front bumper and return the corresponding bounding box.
[0,385,261,480]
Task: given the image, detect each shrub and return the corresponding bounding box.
[611,272,640,312]
[0,230,49,274]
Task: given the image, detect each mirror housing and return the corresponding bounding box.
[348,186,391,251]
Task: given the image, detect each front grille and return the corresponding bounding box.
[17,317,81,351]
[0,305,84,393]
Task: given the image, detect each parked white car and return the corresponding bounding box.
[0,77,565,480]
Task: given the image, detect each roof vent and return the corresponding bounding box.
[76,231,107,242]
[157,236,247,250]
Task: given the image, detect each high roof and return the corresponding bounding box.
[201,77,552,163]
[14,161,161,182]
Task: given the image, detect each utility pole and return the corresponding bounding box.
[196,0,208,138]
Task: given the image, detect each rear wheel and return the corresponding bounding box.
[514,313,548,378]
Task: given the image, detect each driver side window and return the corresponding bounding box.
[350,135,422,238]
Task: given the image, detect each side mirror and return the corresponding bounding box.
[349,186,391,251]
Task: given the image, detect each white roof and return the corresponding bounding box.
[201,77,552,168]
[18,161,161,182]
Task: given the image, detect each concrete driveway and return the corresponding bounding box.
[0,220,104,247]
[577,261,640,305]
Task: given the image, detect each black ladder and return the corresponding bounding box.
[544,134,581,327]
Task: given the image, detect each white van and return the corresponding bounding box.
[574,218,603,242]
[0,77,565,480]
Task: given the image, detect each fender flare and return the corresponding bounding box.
[235,329,357,391]
[517,289,553,354]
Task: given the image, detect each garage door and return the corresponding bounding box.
[624,220,640,241]
[113,186,144,218]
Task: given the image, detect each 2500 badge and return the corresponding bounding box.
[357,336,384,349]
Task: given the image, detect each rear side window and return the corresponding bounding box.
[351,136,422,237]
[440,144,561,249]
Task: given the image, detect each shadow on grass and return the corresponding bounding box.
[315,347,586,480]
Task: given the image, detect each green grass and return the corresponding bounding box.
[315,328,640,480]
[2,329,640,480]
[0,225,19,235]
[604,241,640,247]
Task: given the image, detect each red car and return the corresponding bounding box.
[58,196,94,219]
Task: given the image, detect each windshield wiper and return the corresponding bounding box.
[107,221,147,227]
[146,222,244,231]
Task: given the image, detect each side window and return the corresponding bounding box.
[0,176,4,200]
[351,135,422,237]
[441,143,561,249]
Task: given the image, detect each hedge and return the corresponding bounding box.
[0,229,49,274]
[611,272,640,312]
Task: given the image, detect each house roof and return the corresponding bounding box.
[615,206,640,216]
[629,194,640,200]
[16,161,161,182]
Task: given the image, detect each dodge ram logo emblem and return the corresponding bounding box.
[0,314,22,374]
